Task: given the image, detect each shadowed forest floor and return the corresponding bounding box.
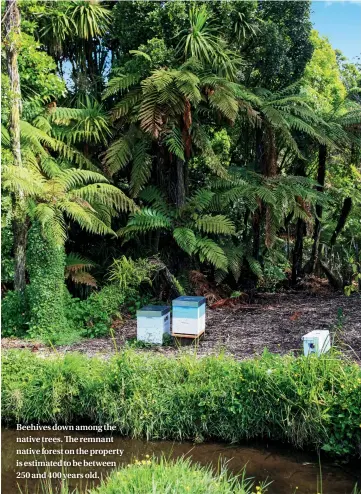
[2,293,360,363]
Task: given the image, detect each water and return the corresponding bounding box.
[1,428,360,493]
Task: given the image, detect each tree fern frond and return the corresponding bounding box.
[164,127,185,160]
[194,214,235,234]
[2,165,46,196]
[58,200,115,236]
[138,186,170,214]
[195,236,228,270]
[111,90,142,121]
[246,254,263,279]
[126,208,172,232]
[130,141,152,197]
[173,227,197,254]
[57,168,108,191]
[102,73,141,99]
[102,135,132,176]
[223,244,244,282]
[71,183,136,212]
[185,189,215,213]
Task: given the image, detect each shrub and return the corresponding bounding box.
[26,224,70,341]
[67,285,126,338]
[1,290,28,337]
[2,350,360,458]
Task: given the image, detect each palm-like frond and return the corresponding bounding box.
[193,214,235,235]
[173,227,197,254]
[195,236,228,270]
[120,208,172,237]
[103,73,141,99]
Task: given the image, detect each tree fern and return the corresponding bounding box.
[195,236,228,270]
[193,214,235,235]
[102,73,141,99]
[173,227,197,254]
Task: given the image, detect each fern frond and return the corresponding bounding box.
[102,135,132,176]
[2,165,46,196]
[102,73,141,99]
[58,200,115,236]
[173,227,197,254]
[57,169,108,191]
[195,236,228,270]
[246,254,263,279]
[71,183,135,212]
[194,214,235,235]
[111,90,142,121]
[164,127,185,160]
[125,208,172,232]
[130,141,152,197]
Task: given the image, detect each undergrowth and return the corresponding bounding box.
[2,350,361,458]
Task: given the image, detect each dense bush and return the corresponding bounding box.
[26,224,69,341]
[2,350,360,458]
[1,290,27,337]
[2,252,154,342]
[67,285,126,338]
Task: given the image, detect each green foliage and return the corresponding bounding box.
[67,256,155,338]
[67,285,125,339]
[92,457,263,494]
[108,256,152,292]
[1,31,66,117]
[1,291,28,338]
[26,223,71,342]
[303,30,347,113]
[2,350,361,458]
[1,225,14,284]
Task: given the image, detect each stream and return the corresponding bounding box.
[1,428,360,493]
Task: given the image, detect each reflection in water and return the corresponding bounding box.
[1,428,360,493]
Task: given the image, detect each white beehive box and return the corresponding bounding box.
[137,305,170,344]
[172,296,206,337]
[302,330,331,356]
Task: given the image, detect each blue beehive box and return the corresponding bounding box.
[172,296,206,336]
[137,305,170,344]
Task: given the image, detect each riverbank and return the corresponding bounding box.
[2,349,361,458]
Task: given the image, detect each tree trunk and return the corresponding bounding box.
[305,144,327,274]
[330,197,352,246]
[175,157,186,207]
[252,208,261,261]
[5,0,28,293]
[292,218,306,285]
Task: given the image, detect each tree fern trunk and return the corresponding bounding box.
[330,197,352,246]
[175,157,186,207]
[5,0,28,293]
[305,144,327,274]
[252,209,261,261]
[292,218,306,285]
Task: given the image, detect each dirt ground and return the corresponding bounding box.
[2,292,360,363]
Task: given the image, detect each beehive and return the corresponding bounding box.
[302,330,331,356]
[137,305,171,344]
[172,296,206,337]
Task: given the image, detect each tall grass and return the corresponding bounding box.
[2,349,361,457]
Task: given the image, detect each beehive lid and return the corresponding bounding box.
[172,296,206,308]
[302,330,329,340]
[137,305,170,317]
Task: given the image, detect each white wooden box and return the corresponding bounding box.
[302,330,331,356]
[137,305,170,344]
[172,296,206,336]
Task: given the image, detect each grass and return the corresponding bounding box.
[17,457,361,494]
[2,349,361,458]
